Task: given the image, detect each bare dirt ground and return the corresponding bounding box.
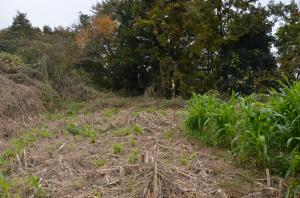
[1,96,283,197]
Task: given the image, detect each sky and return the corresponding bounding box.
[0,0,295,29]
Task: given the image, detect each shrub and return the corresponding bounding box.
[0,52,23,66]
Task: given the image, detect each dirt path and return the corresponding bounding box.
[1,97,280,197]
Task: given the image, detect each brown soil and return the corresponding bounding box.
[2,97,284,198]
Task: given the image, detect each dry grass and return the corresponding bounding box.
[0,95,282,197]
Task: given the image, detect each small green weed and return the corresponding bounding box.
[93,159,107,167]
[128,149,140,164]
[66,124,97,143]
[113,144,123,154]
[0,172,11,197]
[127,178,133,192]
[37,130,51,139]
[132,124,143,135]
[113,127,131,137]
[164,130,173,140]
[129,137,137,147]
[178,154,189,166]
[104,107,119,118]
[66,102,84,116]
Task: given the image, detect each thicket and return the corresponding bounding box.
[185,79,300,197]
[0,12,97,110]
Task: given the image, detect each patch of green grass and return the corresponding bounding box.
[163,130,173,141]
[178,154,189,166]
[0,172,11,197]
[24,175,43,197]
[127,178,133,192]
[145,107,157,113]
[112,127,131,137]
[12,131,36,154]
[128,149,140,164]
[81,125,97,143]
[66,102,85,116]
[113,144,123,154]
[45,112,65,121]
[92,159,107,167]
[1,149,15,160]
[132,124,143,135]
[157,109,167,116]
[94,191,102,198]
[189,152,198,160]
[37,130,51,139]
[104,107,119,118]
[65,124,82,136]
[65,124,97,143]
[129,137,137,147]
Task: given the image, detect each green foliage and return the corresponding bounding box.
[93,159,107,167]
[0,52,23,66]
[163,130,173,141]
[132,124,143,135]
[128,149,139,164]
[185,94,220,134]
[12,132,37,154]
[37,130,51,139]
[185,81,300,195]
[275,2,300,80]
[66,124,82,136]
[128,137,137,147]
[66,102,85,116]
[113,144,122,154]
[66,124,97,143]
[112,127,131,137]
[103,107,119,118]
[178,154,189,166]
[0,172,10,198]
[25,175,43,197]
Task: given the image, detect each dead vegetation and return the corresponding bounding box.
[0,96,284,197]
[0,58,98,138]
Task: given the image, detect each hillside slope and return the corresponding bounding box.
[0,62,46,137]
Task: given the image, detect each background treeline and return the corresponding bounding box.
[74,0,300,97]
[0,0,299,99]
[0,12,97,109]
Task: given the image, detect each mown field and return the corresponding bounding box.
[0,92,288,197]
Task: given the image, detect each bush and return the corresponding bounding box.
[0,52,23,66]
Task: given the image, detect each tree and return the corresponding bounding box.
[75,13,118,87]
[187,0,276,94]
[43,25,53,34]
[9,11,37,39]
[275,1,300,80]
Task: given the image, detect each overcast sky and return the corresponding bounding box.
[0,0,294,29]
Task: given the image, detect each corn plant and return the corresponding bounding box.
[213,94,238,148]
[185,94,219,134]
